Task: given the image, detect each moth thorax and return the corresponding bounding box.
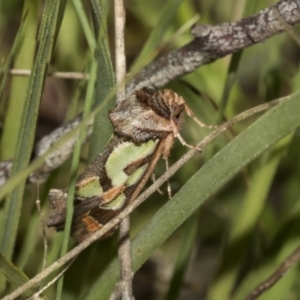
[160,89,185,123]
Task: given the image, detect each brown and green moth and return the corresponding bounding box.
[47,87,212,243]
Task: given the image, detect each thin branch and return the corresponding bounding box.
[127,0,300,93]
[112,217,133,300]
[9,69,89,80]
[35,193,47,297]
[112,0,134,299]
[1,0,299,188]
[25,260,74,300]
[114,0,126,104]
[245,245,300,300]
[1,95,290,300]
[271,6,300,46]
[35,184,48,277]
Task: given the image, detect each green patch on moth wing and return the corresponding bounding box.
[126,164,148,186]
[75,176,103,198]
[106,139,157,187]
[100,193,126,210]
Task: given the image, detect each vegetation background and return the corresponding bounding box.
[0,0,300,299]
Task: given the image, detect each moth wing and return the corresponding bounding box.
[109,97,173,143]
[72,207,122,243]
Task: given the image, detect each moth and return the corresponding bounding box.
[47,87,213,243]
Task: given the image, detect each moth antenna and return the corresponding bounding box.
[184,104,217,129]
[151,172,164,195]
[165,158,172,200]
[176,132,202,152]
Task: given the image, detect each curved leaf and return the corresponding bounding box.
[83,94,300,300]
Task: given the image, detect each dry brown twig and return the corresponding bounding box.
[111,0,134,299]
[25,259,74,300]
[9,69,89,80]
[35,184,48,283]
[245,245,300,300]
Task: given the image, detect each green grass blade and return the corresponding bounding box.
[164,213,199,300]
[82,91,300,300]
[0,253,37,298]
[72,0,96,50]
[209,34,286,297]
[0,0,45,290]
[208,135,293,299]
[55,62,97,300]
[234,199,300,299]
[0,11,29,106]
[87,0,115,162]
[0,0,38,160]
[130,0,184,72]
[0,0,66,263]
[217,51,242,121]
[216,0,259,123]
[15,214,41,270]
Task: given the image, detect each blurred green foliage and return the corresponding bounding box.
[0,0,300,299]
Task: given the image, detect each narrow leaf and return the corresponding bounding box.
[83,94,300,299]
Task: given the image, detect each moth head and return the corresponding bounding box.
[160,89,185,125]
[48,189,68,206]
[47,189,68,229]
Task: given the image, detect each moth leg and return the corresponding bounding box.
[184,104,217,129]
[176,132,202,152]
[170,119,201,152]
[164,158,172,199]
[151,172,164,195]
